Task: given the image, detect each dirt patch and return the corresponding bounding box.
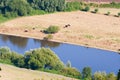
[0,11,120,52]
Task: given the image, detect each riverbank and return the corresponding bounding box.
[0,11,120,53]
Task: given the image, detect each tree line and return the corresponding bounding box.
[0,47,120,80]
[0,0,65,17]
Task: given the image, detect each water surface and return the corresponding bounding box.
[0,34,120,74]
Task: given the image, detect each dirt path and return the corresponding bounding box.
[0,11,120,52]
[0,64,76,80]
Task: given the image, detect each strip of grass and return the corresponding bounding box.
[0,15,9,23]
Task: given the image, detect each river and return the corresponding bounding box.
[0,34,120,74]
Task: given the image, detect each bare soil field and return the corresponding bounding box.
[0,10,120,52]
[0,64,76,80]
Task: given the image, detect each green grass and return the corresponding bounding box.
[0,59,12,65]
[0,15,9,23]
[84,35,94,39]
[112,39,120,43]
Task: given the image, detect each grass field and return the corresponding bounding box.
[0,63,76,80]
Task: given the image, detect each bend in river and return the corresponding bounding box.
[0,34,120,74]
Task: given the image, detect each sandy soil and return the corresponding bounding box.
[0,64,76,80]
[0,11,120,52]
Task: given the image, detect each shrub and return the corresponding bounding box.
[118,12,120,17]
[66,60,71,68]
[107,73,116,80]
[83,6,90,12]
[94,8,98,13]
[45,26,60,34]
[106,11,110,15]
[0,67,1,71]
[93,71,107,80]
[60,67,81,78]
[82,67,92,80]
[44,34,53,40]
[117,69,120,80]
[65,2,83,11]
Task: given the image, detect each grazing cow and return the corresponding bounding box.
[64,24,71,28]
[32,27,35,30]
[24,29,28,32]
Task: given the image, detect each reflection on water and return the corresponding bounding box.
[34,39,60,48]
[40,40,60,48]
[0,35,28,48]
[0,34,120,74]
[0,35,60,48]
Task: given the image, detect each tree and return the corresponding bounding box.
[24,48,64,70]
[66,60,71,68]
[12,57,25,68]
[117,69,120,80]
[7,0,32,16]
[93,71,106,80]
[27,0,65,12]
[82,67,92,80]
[107,73,116,80]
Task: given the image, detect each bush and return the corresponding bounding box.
[118,12,120,17]
[65,2,83,11]
[82,67,92,80]
[0,67,1,71]
[117,69,120,80]
[107,73,116,80]
[93,71,107,80]
[106,11,110,15]
[45,26,60,34]
[60,67,81,78]
[94,8,98,13]
[44,34,53,40]
[83,6,90,12]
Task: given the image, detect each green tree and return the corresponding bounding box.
[7,0,32,16]
[118,12,120,17]
[93,71,106,80]
[25,48,64,70]
[83,6,90,12]
[27,0,65,12]
[60,67,81,78]
[65,2,83,11]
[82,67,92,80]
[107,73,116,80]
[117,69,120,80]
[66,60,71,68]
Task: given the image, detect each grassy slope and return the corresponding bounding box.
[0,63,77,80]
